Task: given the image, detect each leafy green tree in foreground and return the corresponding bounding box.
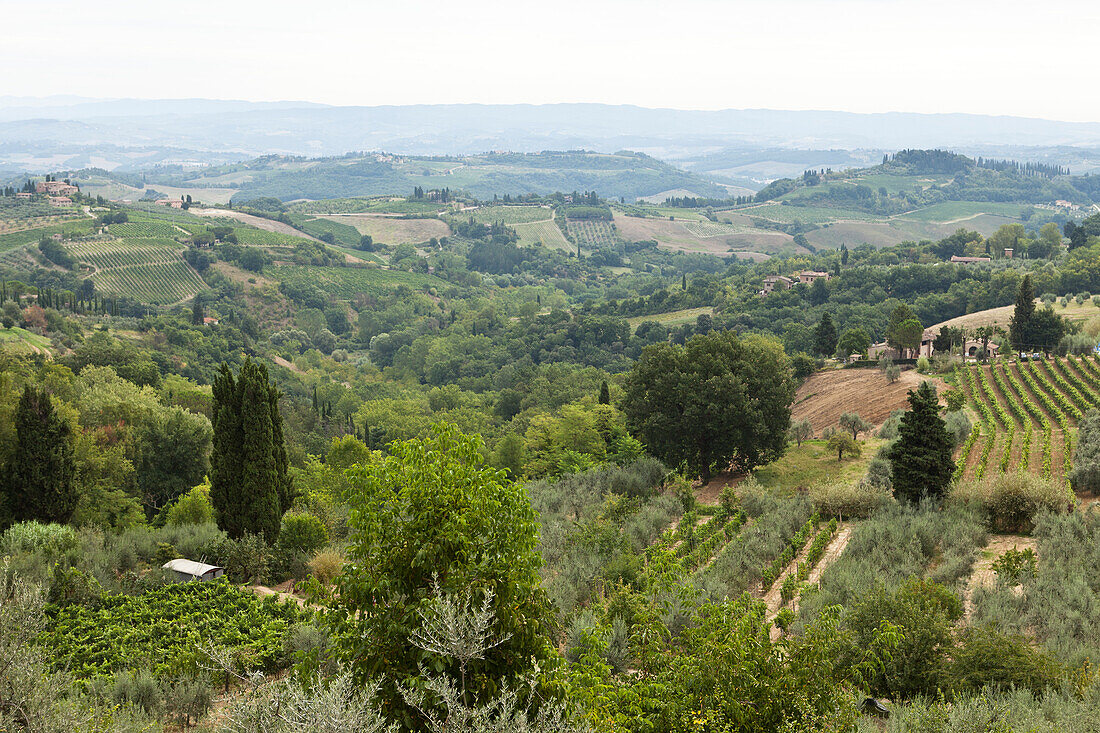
[210,358,291,542]
[888,381,954,502]
[317,424,559,730]
[622,331,794,480]
[3,385,77,526]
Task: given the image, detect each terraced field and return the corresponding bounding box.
[105,221,184,239]
[462,205,554,225]
[955,356,1100,486]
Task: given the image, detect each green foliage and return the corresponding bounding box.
[41,579,302,680]
[210,358,291,542]
[889,381,954,503]
[623,331,794,480]
[278,512,328,556]
[952,472,1073,533]
[1070,407,1100,493]
[162,483,215,526]
[826,432,861,461]
[3,385,77,526]
[949,624,1062,695]
[1,520,79,557]
[317,424,558,728]
[991,546,1038,584]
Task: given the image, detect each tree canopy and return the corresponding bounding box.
[888,381,954,502]
[622,331,794,480]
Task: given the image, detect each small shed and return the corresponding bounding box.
[162,558,225,582]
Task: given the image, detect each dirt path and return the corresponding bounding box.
[249,584,315,609]
[768,523,853,640]
[194,208,325,244]
[962,534,1037,621]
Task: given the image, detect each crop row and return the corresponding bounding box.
[953,424,981,483]
[1001,364,1052,477]
[92,262,205,304]
[780,518,839,605]
[107,221,182,239]
[681,511,748,572]
[760,515,818,589]
[1060,357,1100,406]
[1023,361,1074,479]
[990,365,1032,471]
[964,367,995,480]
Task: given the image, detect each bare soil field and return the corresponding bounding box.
[320,215,450,245]
[792,367,944,434]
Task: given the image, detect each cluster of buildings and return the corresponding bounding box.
[13,180,79,207]
[759,270,830,295]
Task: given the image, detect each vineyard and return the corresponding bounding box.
[462,205,553,225]
[514,218,571,249]
[954,356,1100,485]
[106,221,185,239]
[566,218,619,248]
[683,220,748,237]
[41,579,304,680]
[63,238,206,304]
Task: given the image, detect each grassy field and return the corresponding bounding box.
[321,215,450,245]
[929,299,1100,333]
[753,438,883,492]
[899,201,1031,223]
[0,326,52,353]
[626,306,714,331]
[268,265,449,299]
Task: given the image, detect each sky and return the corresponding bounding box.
[3,0,1099,121]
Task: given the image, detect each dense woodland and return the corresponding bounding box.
[4,153,1100,731]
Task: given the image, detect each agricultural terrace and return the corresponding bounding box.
[460,205,553,225]
[63,238,206,304]
[317,215,451,245]
[514,219,571,249]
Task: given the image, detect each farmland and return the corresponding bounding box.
[954,356,1100,486]
[792,366,941,434]
[318,214,450,245]
[460,205,554,225]
[565,218,618,248]
[267,264,449,298]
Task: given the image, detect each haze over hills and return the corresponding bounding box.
[5,99,1100,183]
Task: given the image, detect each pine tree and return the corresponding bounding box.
[813,313,837,356]
[888,381,954,503]
[599,381,611,405]
[210,359,288,542]
[4,385,77,525]
[1009,274,1035,354]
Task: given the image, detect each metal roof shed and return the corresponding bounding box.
[162,558,225,582]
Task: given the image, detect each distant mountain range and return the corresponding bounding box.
[4,98,1100,183]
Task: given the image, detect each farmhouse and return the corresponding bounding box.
[15,192,32,199]
[798,270,830,284]
[202,316,219,326]
[950,255,991,264]
[36,181,78,196]
[162,558,225,582]
[48,196,73,207]
[156,198,184,208]
[760,275,794,294]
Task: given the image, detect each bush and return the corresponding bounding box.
[991,546,1037,584]
[952,473,1074,533]
[810,479,891,519]
[943,410,972,447]
[876,409,904,440]
[278,512,329,556]
[308,548,344,584]
[2,521,78,557]
[916,355,931,373]
[161,485,215,526]
[944,389,966,413]
[1057,332,1096,355]
[948,624,1061,695]
[1041,292,1056,304]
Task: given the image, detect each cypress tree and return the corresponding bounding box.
[210,359,287,542]
[1009,274,1035,354]
[599,380,611,405]
[813,313,837,356]
[888,381,954,503]
[4,385,77,525]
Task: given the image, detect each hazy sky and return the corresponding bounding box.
[4,0,1099,121]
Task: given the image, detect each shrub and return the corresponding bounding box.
[944,389,966,412]
[916,355,931,373]
[1,521,78,557]
[278,512,329,556]
[161,484,215,526]
[810,480,891,519]
[308,548,344,584]
[948,624,1061,695]
[1041,292,1056,304]
[952,473,1074,533]
[885,364,901,384]
[944,410,973,447]
[991,546,1037,584]
[1071,408,1100,494]
[876,409,904,440]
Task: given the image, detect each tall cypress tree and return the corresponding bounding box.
[813,313,837,356]
[210,359,287,542]
[4,385,77,525]
[888,381,954,503]
[1009,274,1035,354]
